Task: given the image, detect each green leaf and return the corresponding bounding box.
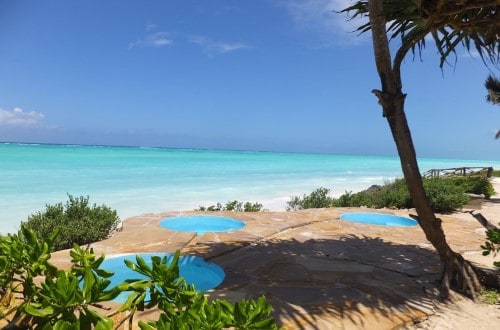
[53,319,78,330]
[97,288,121,302]
[138,321,156,330]
[136,255,151,272]
[86,309,113,330]
[118,291,141,311]
[151,255,162,265]
[95,320,113,330]
[124,258,138,271]
[82,268,95,300]
[118,291,146,312]
[252,318,276,329]
[117,279,150,291]
[94,268,114,278]
[24,304,55,317]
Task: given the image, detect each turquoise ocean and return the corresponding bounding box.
[2,142,500,234]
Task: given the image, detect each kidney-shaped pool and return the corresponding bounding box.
[101,253,225,303]
[340,212,418,227]
[160,215,245,235]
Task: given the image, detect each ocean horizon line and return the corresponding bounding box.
[2,140,499,163]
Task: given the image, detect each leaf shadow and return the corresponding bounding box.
[192,234,443,329]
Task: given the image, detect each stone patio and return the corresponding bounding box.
[50,194,500,329]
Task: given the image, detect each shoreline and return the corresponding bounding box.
[122,176,500,224]
[3,142,500,235]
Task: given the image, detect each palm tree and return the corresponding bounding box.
[485,75,500,138]
[342,0,499,299]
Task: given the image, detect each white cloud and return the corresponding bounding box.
[189,36,252,57]
[146,21,158,32]
[129,32,173,49]
[0,107,45,127]
[279,0,369,46]
[129,22,173,49]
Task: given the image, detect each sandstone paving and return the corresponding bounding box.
[48,183,500,329]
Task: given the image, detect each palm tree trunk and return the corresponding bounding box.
[367,0,482,299]
[386,94,481,299]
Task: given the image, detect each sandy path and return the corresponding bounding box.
[406,298,500,329]
[406,177,500,329]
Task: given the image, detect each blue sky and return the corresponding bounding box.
[0,0,498,160]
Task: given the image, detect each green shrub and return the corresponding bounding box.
[335,177,488,212]
[225,200,243,211]
[492,169,500,177]
[371,179,412,209]
[422,178,469,213]
[244,201,264,212]
[332,190,372,207]
[482,224,500,268]
[331,179,411,209]
[287,187,334,211]
[296,176,487,213]
[446,176,496,198]
[197,200,263,212]
[481,288,499,304]
[0,229,280,329]
[22,195,120,251]
[332,191,355,207]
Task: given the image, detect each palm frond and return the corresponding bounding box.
[485,75,500,104]
[341,0,500,68]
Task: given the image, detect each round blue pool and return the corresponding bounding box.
[101,253,225,303]
[160,215,245,235]
[340,212,418,227]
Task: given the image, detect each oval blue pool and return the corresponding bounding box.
[340,212,418,227]
[101,253,225,303]
[160,215,245,235]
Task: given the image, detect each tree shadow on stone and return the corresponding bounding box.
[192,235,444,329]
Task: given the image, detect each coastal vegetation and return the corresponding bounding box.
[482,225,500,268]
[21,195,120,251]
[287,187,334,211]
[0,227,279,329]
[197,200,263,212]
[482,288,499,304]
[288,176,495,213]
[342,0,498,299]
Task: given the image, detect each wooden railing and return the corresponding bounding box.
[422,166,494,178]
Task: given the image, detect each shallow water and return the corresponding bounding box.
[100,253,224,303]
[160,215,245,235]
[340,212,418,227]
[2,142,499,234]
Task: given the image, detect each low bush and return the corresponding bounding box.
[197,200,263,212]
[291,176,492,213]
[21,195,120,251]
[482,224,500,268]
[287,187,334,211]
[243,201,265,212]
[331,179,411,209]
[481,288,499,304]
[422,178,469,213]
[446,176,496,198]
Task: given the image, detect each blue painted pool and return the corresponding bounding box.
[340,212,418,227]
[160,215,245,235]
[101,253,225,303]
